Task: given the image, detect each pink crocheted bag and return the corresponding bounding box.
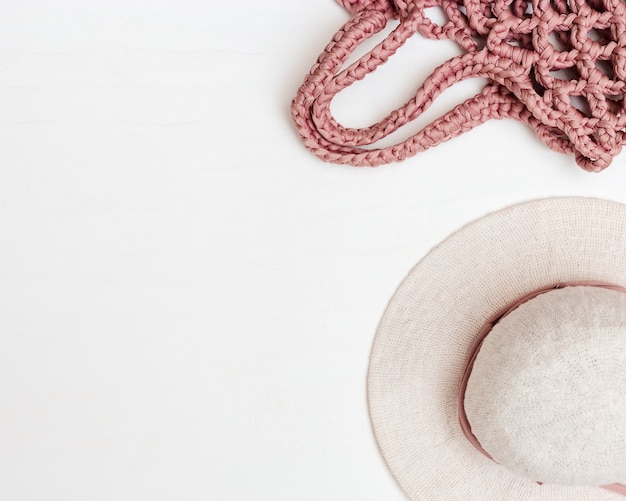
[291,0,626,171]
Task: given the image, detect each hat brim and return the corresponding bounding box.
[368,197,626,501]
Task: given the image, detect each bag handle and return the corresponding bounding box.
[291,0,622,170]
[290,2,515,166]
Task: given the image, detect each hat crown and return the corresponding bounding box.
[465,286,626,486]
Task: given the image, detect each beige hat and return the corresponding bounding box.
[369,197,626,500]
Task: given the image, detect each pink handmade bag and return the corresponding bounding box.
[291,0,626,171]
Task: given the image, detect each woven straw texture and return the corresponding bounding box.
[292,0,626,171]
[368,197,626,500]
[465,286,626,486]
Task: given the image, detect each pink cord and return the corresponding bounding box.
[291,0,626,171]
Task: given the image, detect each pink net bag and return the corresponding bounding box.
[291,0,626,171]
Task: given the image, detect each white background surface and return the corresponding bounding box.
[2,1,626,500]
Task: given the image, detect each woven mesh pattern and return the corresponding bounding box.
[292,0,626,171]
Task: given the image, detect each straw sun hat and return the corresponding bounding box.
[369,197,626,500]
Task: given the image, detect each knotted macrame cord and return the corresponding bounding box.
[292,0,626,171]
